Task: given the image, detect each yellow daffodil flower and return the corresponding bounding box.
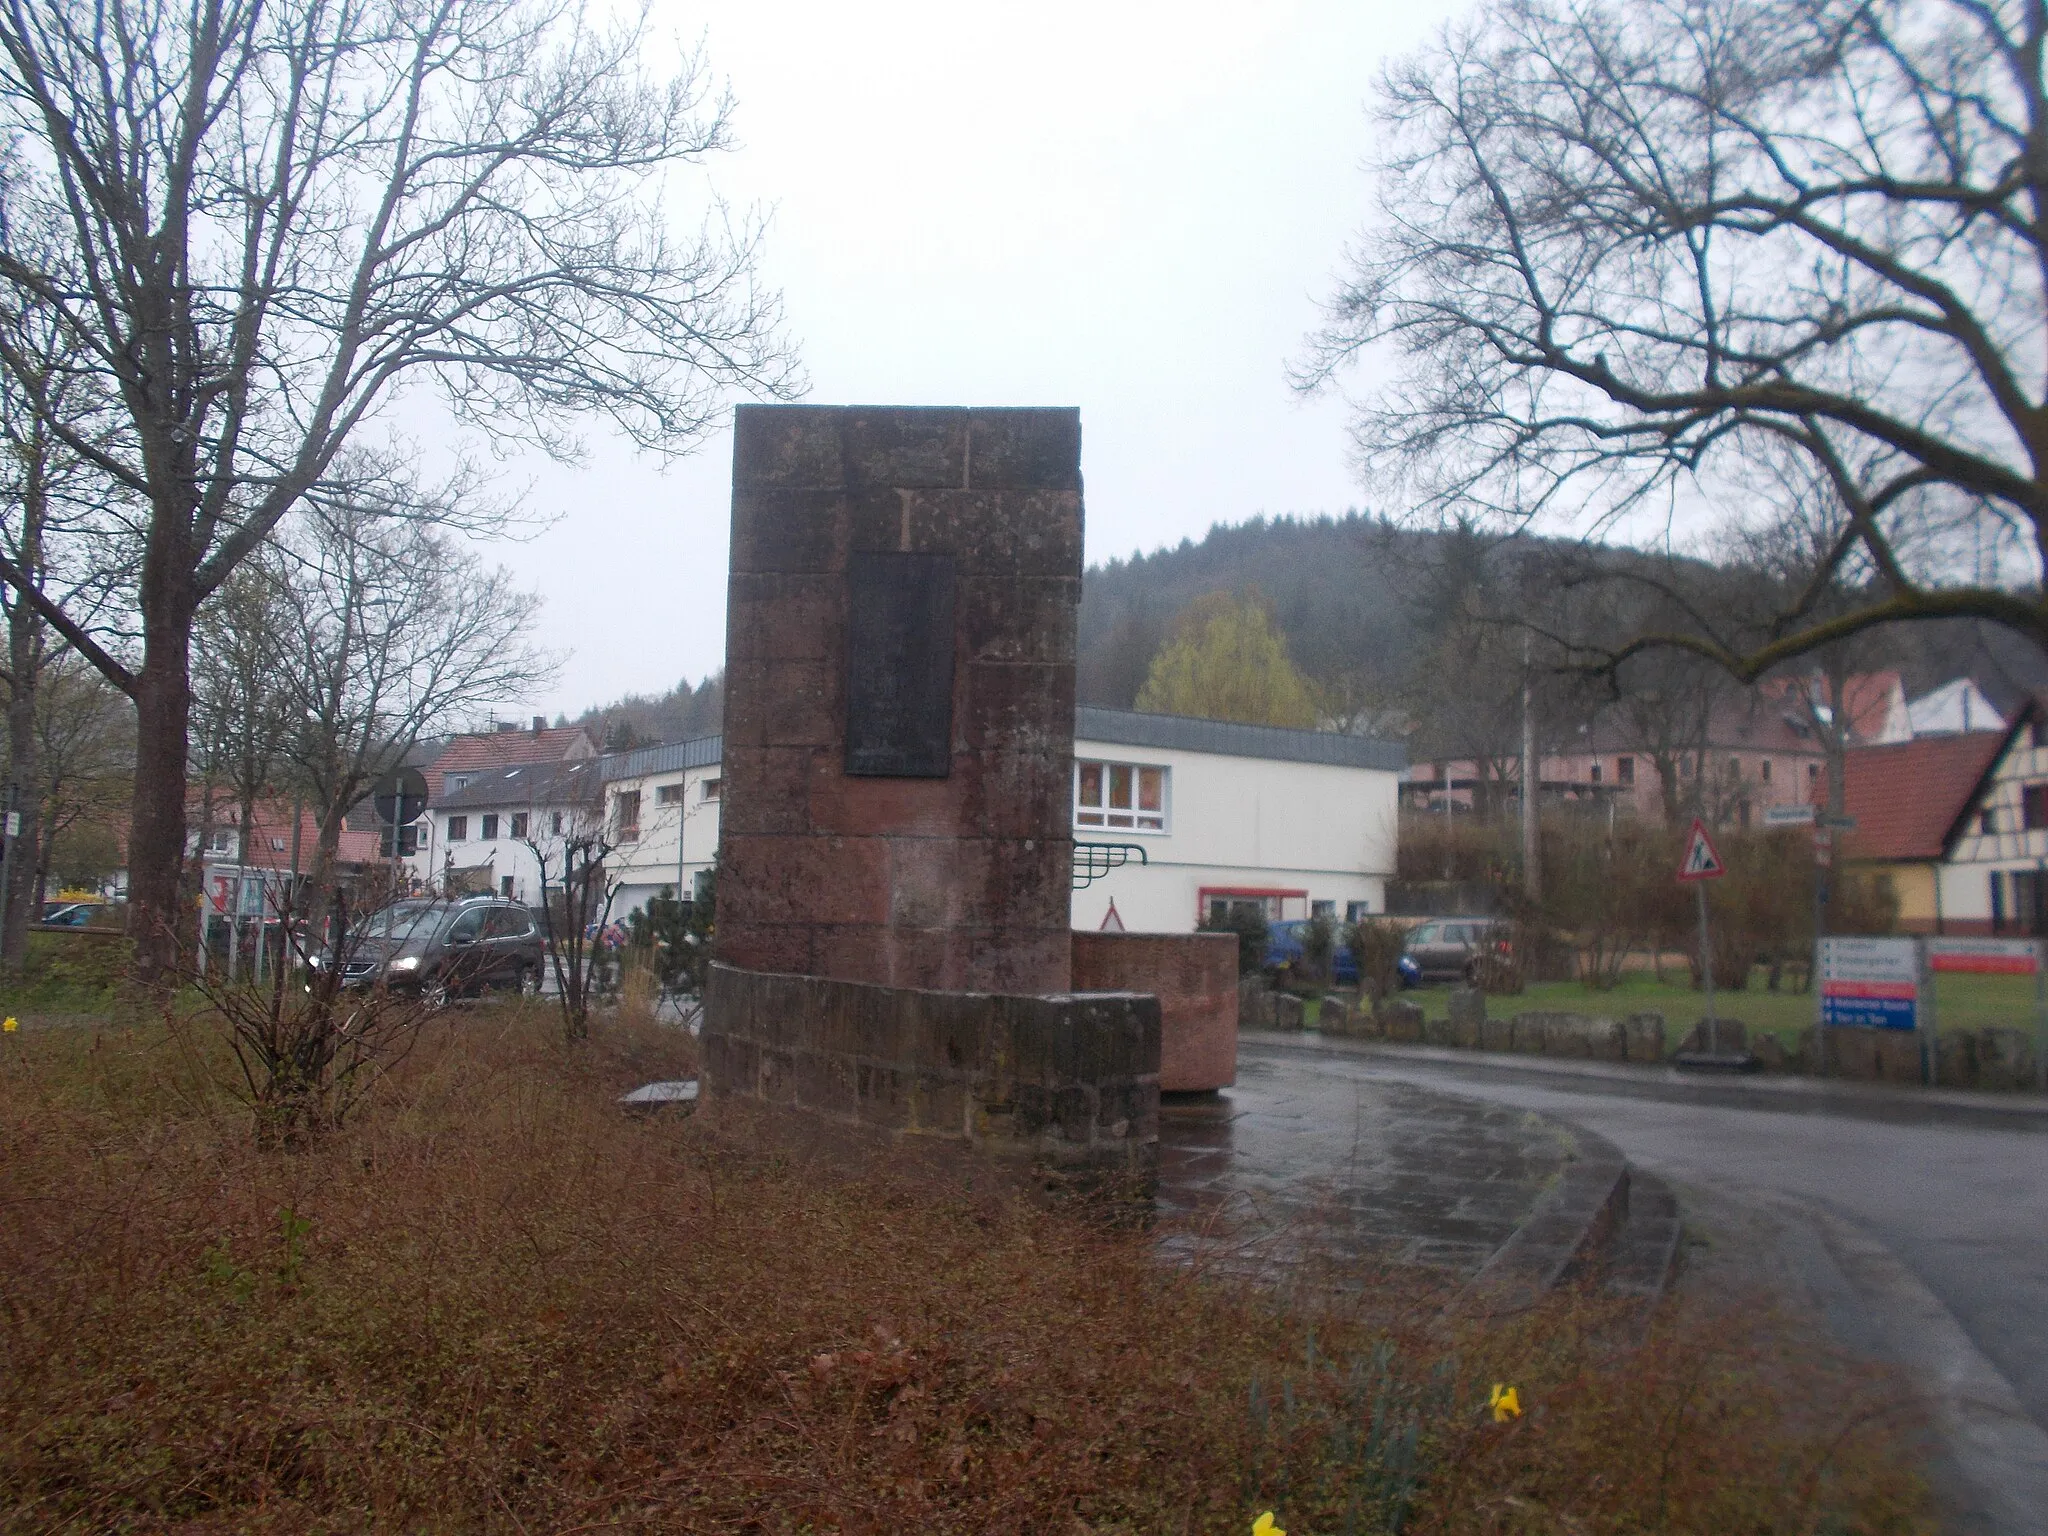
[1,1017,17,1033]
[1490,1383,1521,1421]
[1252,1514,1285,1536]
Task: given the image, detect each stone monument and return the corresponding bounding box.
[703,405,1159,1179]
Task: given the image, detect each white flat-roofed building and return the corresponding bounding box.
[597,735,725,920]
[589,711,1404,938]
[1069,707,1403,932]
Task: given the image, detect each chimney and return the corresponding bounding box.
[532,714,546,734]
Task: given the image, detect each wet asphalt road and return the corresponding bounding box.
[1241,1035,2048,1434]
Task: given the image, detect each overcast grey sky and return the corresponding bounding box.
[486,1,1466,720]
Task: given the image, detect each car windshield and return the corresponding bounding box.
[1410,924,1438,944]
[353,901,439,943]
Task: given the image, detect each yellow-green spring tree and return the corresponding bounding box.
[1134,592,1320,727]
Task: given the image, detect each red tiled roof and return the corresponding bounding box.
[426,726,594,798]
[191,800,382,871]
[1841,730,2008,862]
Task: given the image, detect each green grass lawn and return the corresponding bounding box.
[1395,970,2044,1045]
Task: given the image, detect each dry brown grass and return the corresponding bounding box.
[0,1007,1931,1534]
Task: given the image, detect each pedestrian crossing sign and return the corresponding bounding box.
[1676,818,1725,881]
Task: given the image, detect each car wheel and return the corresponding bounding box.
[516,963,540,998]
[423,977,451,1011]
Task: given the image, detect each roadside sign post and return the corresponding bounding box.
[1921,937,2048,1091]
[1818,937,1922,1084]
[1674,818,1743,1067]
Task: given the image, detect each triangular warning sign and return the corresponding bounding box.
[1676,818,1725,881]
[1099,898,1127,932]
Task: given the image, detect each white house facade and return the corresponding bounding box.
[406,759,602,904]
[589,711,1403,936]
[1931,710,2048,935]
[1068,708,1403,932]
[597,736,724,920]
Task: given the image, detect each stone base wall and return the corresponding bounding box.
[703,962,1160,1177]
[1070,931,1238,1092]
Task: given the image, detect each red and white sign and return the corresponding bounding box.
[1926,937,2041,976]
[1676,818,1725,882]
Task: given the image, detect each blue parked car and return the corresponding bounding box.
[1263,919,1421,988]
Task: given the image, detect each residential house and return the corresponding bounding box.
[407,759,601,903]
[424,718,596,799]
[593,709,1405,935]
[1908,677,2005,737]
[1838,715,2018,933]
[597,736,724,921]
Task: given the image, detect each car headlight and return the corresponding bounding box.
[389,956,421,973]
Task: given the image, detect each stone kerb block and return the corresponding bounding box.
[1977,1028,2036,1090]
[1624,1013,1667,1062]
[1379,999,1425,1042]
[1934,1031,1977,1088]
[1678,1018,1748,1054]
[1317,993,1354,1035]
[1447,987,1486,1031]
[1271,993,1306,1032]
[1480,1015,1515,1053]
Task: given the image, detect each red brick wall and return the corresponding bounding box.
[715,406,1081,995]
[1071,931,1238,1092]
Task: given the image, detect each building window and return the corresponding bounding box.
[447,775,470,792]
[1311,899,1335,918]
[1075,760,1167,832]
[656,782,684,805]
[2025,785,2048,832]
[1617,756,1635,786]
[1345,900,1372,922]
[447,815,468,841]
[481,813,499,840]
[702,777,722,802]
[1680,758,1693,780]
[1760,759,1772,784]
[1982,809,1998,835]
[551,811,563,835]
[1589,761,1603,784]
[1728,757,1742,780]
[1808,762,1820,781]
[615,789,641,841]
[510,812,528,839]
[500,875,515,899]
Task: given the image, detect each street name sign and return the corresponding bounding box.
[1926,937,2041,976]
[1818,936,1919,1030]
[1763,804,1816,826]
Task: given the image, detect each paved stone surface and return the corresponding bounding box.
[1156,1051,1575,1279]
[1241,1033,2048,1533]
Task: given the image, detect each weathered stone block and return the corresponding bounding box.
[1480,1014,1515,1053]
[1238,976,1274,1030]
[1934,1031,1977,1089]
[1541,1013,1591,1058]
[1877,1030,1925,1083]
[1624,1012,1667,1063]
[1447,987,1486,1032]
[1978,1028,2037,1090]
[1509,1012,1551,1054]
[1825,1026,1882,1080]
[1678,1017,1748,1053]
[1318,994,1353,1035]
[1380,999,1424,1042]
[1271,993,1306,1032]
[1448,1010,1482,1049]
[1072,930,1237,1093]
[1422,1014,1457,1048]
[1751,1033,1787,1072]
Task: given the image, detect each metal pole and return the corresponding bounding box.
[1521,632,1539,902]
[1697,879,1717,1055]
[2035,938,2046,1094]
[1920,937,1937,1087]
[0,783,18,946]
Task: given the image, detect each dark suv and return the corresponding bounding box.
[313,896,545,1005]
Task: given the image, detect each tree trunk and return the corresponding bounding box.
[128,589,198,983]
[2,600,39,967]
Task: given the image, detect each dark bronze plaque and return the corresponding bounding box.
[845,550,956,777]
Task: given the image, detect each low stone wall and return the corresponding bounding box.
[1071,931,1237,1092]
[703,962,1161,1178]
[1276,982,2047,1091]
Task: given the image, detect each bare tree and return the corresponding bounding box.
[0,0,800,976]
[269,487,554,946]
[1300,0,2048,677]
[521,807,619,1042]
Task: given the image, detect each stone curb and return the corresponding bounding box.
[1461,1121,1632,1312]
[1241,1029,2048,1129]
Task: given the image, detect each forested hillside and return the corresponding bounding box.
[568,513,2048,751]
